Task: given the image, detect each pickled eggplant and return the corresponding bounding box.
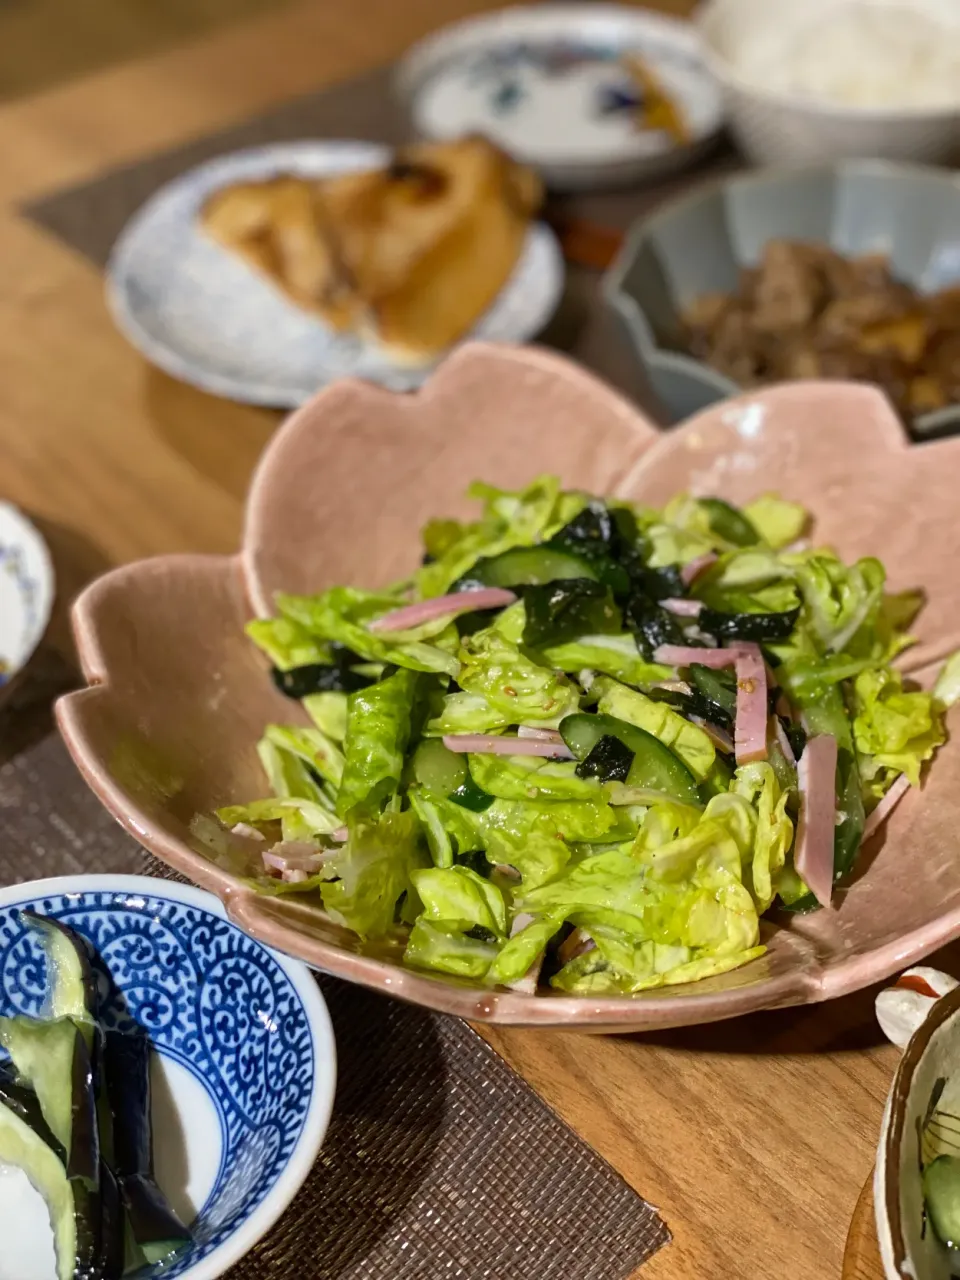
[104,1029,192,1265]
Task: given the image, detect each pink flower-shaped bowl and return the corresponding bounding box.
[56,344,960,1031]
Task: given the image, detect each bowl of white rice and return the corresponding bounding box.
[697,0,960,166]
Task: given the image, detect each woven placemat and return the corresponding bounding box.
[21,62,740,417]
[0,657,669,1279]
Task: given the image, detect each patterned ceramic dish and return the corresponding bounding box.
[107,140,564,406]
[0,874,336,1280]
[0,501,54,704]
[56,344,960,1031]
[396,3,723,191]
[876,979,960,1279]
[603,160,960,434]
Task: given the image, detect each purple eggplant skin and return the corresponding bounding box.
[105,1029,192,1260]
[98,1159,126,1280]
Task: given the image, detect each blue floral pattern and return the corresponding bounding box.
[0,888,317,1278]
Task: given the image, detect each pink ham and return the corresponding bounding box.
[517,726,566,745]
[773,716,797,767]
[795,734,839,909]
[681,553,718,586]
[863,772,911,842]
[691,716,734,754]
[653,644,749,668]
[442,734,575,759]
[369,588,517,632]
[734,647,768,765]
[661,598,704,618]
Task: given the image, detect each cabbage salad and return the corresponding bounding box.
[208,476,959,996]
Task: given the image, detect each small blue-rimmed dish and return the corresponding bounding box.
[0,875,336,1280]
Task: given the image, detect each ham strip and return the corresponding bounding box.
[442,734,575,759]
[369,587,517,632]
[681,553,718,586]
[517,726,566,745]
[691,716,735,754]
[734,647,768,764]
[653,644,750,668]
[863,772,911,842]
[773,716,797,767]
[795,734,839,909]
[661,598,704,618]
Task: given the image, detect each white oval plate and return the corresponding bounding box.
[0,502,54,698]
[107,140,565,405]
[396,3,724,190]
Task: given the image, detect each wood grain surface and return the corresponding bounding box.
[842,1172,884,1280]
[0,2,929,1278]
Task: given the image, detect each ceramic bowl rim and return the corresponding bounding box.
[696,0,960,123]
[0,500,55,691]
[601,157,960,432]
[880,982,960,1276]
[0,873,337,1280]
[394,1,724,186]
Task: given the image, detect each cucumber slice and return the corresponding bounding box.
[0,1098,77,1280]
[688,664,737,720]
[412,739,468,798]
[456,546,599,590]
[0,1016,99,1183]
[105,1030,192,1265]
[449,777,495,812]
[924,1154,960,1247]
[23,912,98,1043]
[698,498,759,547]
[559,713,700,805]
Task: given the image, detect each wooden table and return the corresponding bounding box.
[0,1,924,1276]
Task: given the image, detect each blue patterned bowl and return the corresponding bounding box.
[0,875,336,1280]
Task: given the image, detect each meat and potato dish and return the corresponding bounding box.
[681,240,960,423]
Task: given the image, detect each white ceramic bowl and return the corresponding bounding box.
[697,0,960,167]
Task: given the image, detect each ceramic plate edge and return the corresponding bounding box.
[0,873,337,1280]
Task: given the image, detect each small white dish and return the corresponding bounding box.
[396,3,724,191]
[0,502,54,699]
[698,0,960,166]
[107,140,564,405]
[0,874,336,1280]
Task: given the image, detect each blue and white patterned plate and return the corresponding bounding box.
[0,876,336,1280]
[0,502,54,700]
[107,140,565,406]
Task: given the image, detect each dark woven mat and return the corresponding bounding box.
[0,653,669,1279]
[20,61,740,419]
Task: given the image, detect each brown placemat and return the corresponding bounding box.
[0,657,669,1280]
[21,62,740,418]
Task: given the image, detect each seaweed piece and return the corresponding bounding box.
[700,605,800,643]
[522,579,621,647]
[575,735,635,783]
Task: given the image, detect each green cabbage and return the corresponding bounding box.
[594,677,715,779]
[854,667,946,793]
[320,810,427,937]
[337,668,419,817]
